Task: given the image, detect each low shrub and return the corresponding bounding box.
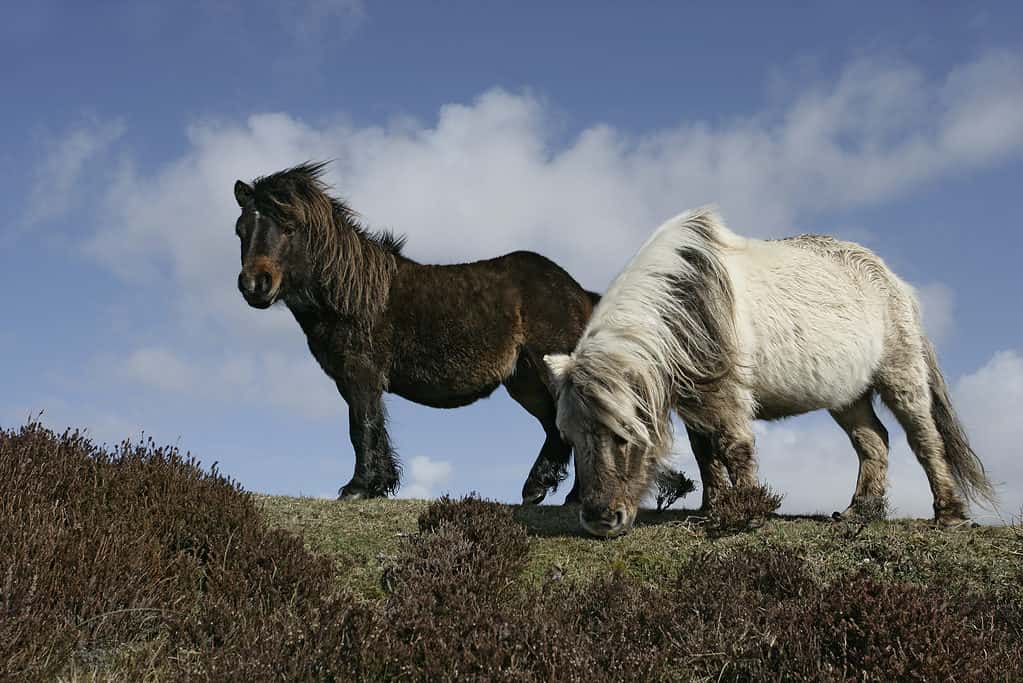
[843,494,891,522]
[706,482,784,535]
[653,468,696,511]
[0,421,342,681]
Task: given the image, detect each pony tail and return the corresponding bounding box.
[924,340,997,509]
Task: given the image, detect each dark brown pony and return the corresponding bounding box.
[233,162,598,503]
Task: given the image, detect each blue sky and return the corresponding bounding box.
[2,1,1022,519]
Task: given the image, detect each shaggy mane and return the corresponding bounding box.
[561,207,738,463]
[251,161,405,316]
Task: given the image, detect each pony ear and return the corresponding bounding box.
[543,353,574,392]
[234,180,254,208]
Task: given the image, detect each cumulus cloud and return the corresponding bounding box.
[121,346,340,419]
[397,455,454,499]
[87,50,1023,319]
[286,0,365,41]
[954,349,1023,520]
[25,118,125,227]
[914,281,956,344]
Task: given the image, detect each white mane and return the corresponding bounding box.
[555,207,738,463]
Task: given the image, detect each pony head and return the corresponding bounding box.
[232,174,307,309]
[232,162,403,314]
[545,352,662,537]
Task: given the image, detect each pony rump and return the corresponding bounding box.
[560,207,738,463]
[252,161,404,317]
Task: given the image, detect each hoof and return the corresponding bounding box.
[521,487,547,505]
[338,482,379,501]
[522,475,554,505]
[935,514,970,529]
[832,506,859,521]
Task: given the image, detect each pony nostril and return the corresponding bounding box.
[613,507,627,529]
[238,272,255,295]
[254,272,273,296]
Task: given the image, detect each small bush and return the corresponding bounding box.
[706,483,783,535]
[0,421,345,681]
[844,494,891,522]
[653,468,696,511]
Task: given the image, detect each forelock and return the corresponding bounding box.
[560,366,647,447]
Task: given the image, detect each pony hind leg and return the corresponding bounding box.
[504,353,575,505]
[829,392,889,517]
[876,362,967,524]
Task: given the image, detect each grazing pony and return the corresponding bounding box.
[546,207,995,537]
[233,162,598,503]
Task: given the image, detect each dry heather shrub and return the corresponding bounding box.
[706,483,783,535]
[5,423,1022,682]
[0,421,350,681]
[667,549,1023,682]
[653,468,696,511]
[843,494,891,522]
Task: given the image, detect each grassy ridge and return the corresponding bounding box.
[258,494,1022,601]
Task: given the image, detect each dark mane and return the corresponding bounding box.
[251,161,406,255]
[250,161,405,316]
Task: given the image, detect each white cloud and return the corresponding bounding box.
[87,50,1023,315]
[121,346,340,420]
[397,455,454,499]
[26,119,125,227]
[124,348,199,393]
[285,0,365,42]
[954,349,1023,520]
[914,281,955,344]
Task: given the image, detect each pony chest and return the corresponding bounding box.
[302,326,371,380]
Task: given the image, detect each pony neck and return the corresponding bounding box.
[287,212,400,322]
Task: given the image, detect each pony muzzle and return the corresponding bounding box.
[238,267,281,308]
[579,503,634,538]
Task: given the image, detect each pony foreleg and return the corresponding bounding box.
[337,380,401,500]
[716,423,758,489]
[686,426,731,510]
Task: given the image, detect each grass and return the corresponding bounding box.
[256,494,1023,602]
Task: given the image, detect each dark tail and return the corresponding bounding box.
[924,340,997,509]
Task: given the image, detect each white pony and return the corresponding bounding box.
[545,207,994,537]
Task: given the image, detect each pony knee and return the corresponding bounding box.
[720,436,757,487]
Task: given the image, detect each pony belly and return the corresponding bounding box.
[741,307,885,417]
[748,345,880,418]
[390,380,503,409]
